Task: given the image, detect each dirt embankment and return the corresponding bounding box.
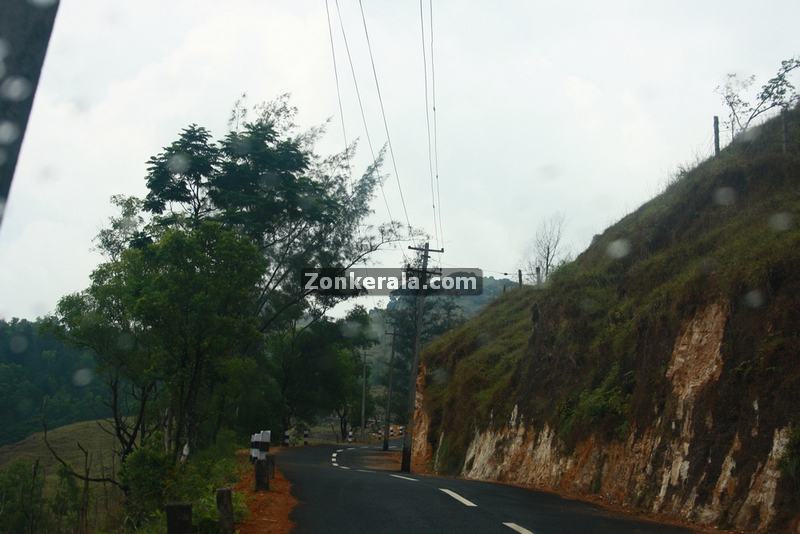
[234,450,297,534]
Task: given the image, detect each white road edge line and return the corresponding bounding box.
[331,453,337,458]
[390,474,418,482]
[356,469,374,473]
[339,466,350,470]
[502,522,534,534]
[336,449,343,452]
[439,488,478,507]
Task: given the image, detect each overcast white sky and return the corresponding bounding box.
[1,0,798,320]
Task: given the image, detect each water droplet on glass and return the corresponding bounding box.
[713,187,736,206]
[768,212,793,232]
[0,121,20,144]
[0,39,9,59]
[744,289,764,308]
[259,171,279,188]
[17,398,33,416]
[167,153,190,173]
[28,0,58,7]
[698,257,718,274]
[116,332,134,350]
[9,335,28,353]
[72,368,94,387]
[580,297,598,313]
[537,164,560,181]
[606,238,631,259]
[233,137,252,155]
[0,76,32,101]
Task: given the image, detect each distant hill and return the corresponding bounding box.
[0,318,109,445]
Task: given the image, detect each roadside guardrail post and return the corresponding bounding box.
[165,502,192,534]
[255,459,269,491]
[216,488,234,534]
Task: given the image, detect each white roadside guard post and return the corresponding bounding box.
[254,430,271,491]
[347,430,353,443]
[249,433,258,463]
[283,430,290,447]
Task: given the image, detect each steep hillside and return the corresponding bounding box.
[414,109,800,532]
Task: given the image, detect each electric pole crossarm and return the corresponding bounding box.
[408,246,444,253]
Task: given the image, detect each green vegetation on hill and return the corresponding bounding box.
[420,107,800,521]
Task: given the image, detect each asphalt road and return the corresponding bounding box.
[279,441,692,534]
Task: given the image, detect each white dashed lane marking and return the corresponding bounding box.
[329,446,531,533]
[439,488,478,507]
[502,522,534,534]
[389,474,418,482]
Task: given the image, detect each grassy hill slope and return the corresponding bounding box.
[0,419,118,489]
[418,108,800,530]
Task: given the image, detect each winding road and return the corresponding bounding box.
[279,441,691,534]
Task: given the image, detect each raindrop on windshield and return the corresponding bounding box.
[713,186,736,206]
[0,76,32,101]
[606,238,631,259]
[0,121,20,145]
[27,0,58,7]
[768,212,793,232]
[9,335,28,354]
[744,289,764,308]
[167,153,190,173]
[72,368,94,387]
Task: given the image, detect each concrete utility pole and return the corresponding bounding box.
[382,329,398,451]
[360,350,367,441]
[714,115,721,156]
[401,242,444,473]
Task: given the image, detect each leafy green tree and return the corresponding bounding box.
[143,124,218,227]
[53,222,267,462]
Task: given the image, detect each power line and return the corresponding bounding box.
[333,0,394,223]
[419,0,440,249]
[324,0,351,185]
[429,0,444,250]
[356,0,413,234]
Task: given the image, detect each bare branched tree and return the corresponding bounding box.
[716,57,800,139]
[524,213,566,283]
